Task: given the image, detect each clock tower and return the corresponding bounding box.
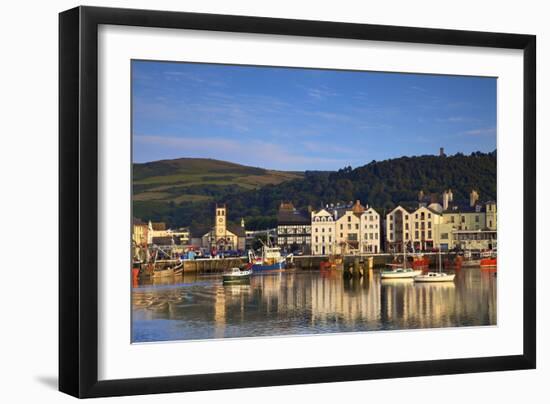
[215,204,227,238]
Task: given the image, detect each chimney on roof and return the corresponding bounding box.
[470,190,479,207]
[442,189,454,210]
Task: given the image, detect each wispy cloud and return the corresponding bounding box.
[298,85,339,100]
[437,116,479,123]
[461,127,496,136]
[134,135,358,170]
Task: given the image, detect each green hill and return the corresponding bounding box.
[133,158,304,204]
[133,151,496,231]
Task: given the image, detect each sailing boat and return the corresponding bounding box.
[380,243,422,279]
[414,246,455,282]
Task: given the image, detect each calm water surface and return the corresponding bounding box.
[132,268,496,342]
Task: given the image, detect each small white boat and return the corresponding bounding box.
[415,247,455,283]
[380,244,422,279]
[414,272,456,282]
[381,268,423,279]
[222,267,253,283]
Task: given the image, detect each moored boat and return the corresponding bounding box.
[415,247,456,283]
[152,266,174,279]
[480,257,497,268]
[380,247,422,279]
[223,267,253,283]
[381,267,423,279]
[249,244,286,271]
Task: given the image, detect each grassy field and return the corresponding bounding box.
[132,158,303,203]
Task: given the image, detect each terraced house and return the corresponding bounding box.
[311,200,381,255]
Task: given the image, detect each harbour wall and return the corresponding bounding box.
[177,252,457,273]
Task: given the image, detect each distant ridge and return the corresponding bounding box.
[133,151,496,230]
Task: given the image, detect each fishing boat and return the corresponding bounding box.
[248,243,286,271]
[415,248,455,283]
[411,254,430,269]
[222,267,253,284]
[172,261,184,275]
[380,246,422,279]
[480,256,497,268]
[152,266,174,279]
[319,254,344,271]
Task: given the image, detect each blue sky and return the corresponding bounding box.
[132,60,496,171]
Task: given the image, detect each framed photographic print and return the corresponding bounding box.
[59,6,536,398]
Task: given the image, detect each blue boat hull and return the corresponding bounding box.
[252,261,286,271]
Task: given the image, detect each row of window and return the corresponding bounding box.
[388,230,433,241]
[278,226,311,234]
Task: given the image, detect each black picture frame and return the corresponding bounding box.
[59,5,536,398]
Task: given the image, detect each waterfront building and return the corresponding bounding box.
[335,200,365,254]
[439,193,497,250]
[386,205,442,252]
[166,227,190,245]
[311,208,336,255]
[311,200,381,255]
[410,205,443,251]
[385,205,412,253]
[132,218,149,247]
[360,206,381,253]
[276,202,311,254]
[201,204,246,251]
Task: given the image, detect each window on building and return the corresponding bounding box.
[405,215,409,220]
[405,223,409,230]
[322,228,325,233]
[441,233,448,239]
[390,223,393,230]
[315,236,318,242]
[355,224,359,230]
[329,236,332,242]
[340,233,343,238]
[348,233,358,241]
[461,216,465,223]
[369,233,373,240]
[428,213,431,219]
[415,222,419,229]
[428,230,432,239]
[322,236,325,242]
[451,216,455,223]
[415,231,419,238]
[315,228,318,233]
[405,232,409,239]
[475,215,480,222]
[340,224,343,230]
[428,222,432,229]
[348,216,351,222]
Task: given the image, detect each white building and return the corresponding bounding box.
[311,200,381,255]
[311,208,336,255]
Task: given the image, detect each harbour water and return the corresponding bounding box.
[132,267,496,343]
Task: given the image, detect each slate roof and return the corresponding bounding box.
[277,206,310,225]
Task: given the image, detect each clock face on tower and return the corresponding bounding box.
[218,217,223,223]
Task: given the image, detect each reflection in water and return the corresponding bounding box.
[132,268,496,342]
